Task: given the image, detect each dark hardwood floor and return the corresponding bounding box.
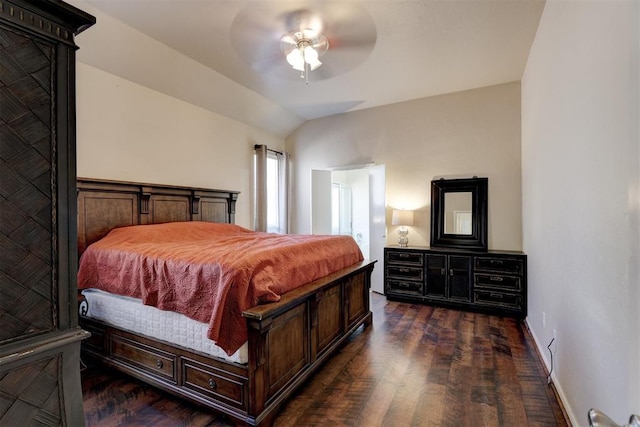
[82,293,568,426]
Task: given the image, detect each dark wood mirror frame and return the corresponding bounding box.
[430,177,488,251]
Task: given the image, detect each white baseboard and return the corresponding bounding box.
[524,318,580,426]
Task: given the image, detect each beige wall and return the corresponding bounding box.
[522,0,640,423]
[76,63,284,228]
[287,82,523,251]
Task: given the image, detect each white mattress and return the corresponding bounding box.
[81,289,248,364]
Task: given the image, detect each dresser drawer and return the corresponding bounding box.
[475,257,523,274]
[386,265,424,282]
[474,273,521,292]
[386,279,424,296]
[182,358,246,409]
[474,290,522,310]
[111,336,176,382]
[385,250,424,267]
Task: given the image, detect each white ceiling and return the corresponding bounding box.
[78,0,545,137]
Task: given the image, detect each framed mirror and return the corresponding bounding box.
[430,177,488,251]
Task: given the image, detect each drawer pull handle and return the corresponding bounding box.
[208,378,217,389]
[490,293,504,299]
[490,260,504,265]
[490,276,504,282]
[156,359,163,369]
[399,254,410,258]
[399,268,410,273]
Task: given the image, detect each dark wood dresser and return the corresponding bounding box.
[0,1,94,425]
[384,246,527,318]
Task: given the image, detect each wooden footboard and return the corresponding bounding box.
[80,260,374,426]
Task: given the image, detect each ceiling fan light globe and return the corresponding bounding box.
[308,58,322,70]
[303,46,319,61]
[286,49,304,69]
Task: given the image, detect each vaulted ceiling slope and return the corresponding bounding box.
[71,0,545,137]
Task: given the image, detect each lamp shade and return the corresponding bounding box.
[391,209,414,226]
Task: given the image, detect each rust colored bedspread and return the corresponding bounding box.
[77,222,364,355]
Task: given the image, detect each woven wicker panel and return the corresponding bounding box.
[0,25,56,344]
[0,356,62,426]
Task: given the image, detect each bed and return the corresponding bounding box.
[76,178,375,426]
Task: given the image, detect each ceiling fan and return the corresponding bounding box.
[229,4,377,83]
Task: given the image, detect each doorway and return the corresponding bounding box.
[311,165,386,294]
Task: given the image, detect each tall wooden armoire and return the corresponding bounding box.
[0,0,94,425]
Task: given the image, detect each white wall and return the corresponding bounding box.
[287,83,523,250]
[522,0,640,423]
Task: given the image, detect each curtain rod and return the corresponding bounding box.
[254,144,283,156]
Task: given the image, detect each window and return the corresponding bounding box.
[254,145,288,233]
[266,152,282,233]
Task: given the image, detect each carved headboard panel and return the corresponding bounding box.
[77,178,239,255]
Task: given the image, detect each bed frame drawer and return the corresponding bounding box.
[110,336,176,382]
[182,358,246,409]
[82,323,106,352]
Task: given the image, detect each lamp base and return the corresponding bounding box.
[397,227,409,247]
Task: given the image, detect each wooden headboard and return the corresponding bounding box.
[77,178,239,255]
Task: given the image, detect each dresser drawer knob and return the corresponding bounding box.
[208,378,217,389]
[156,359,163,369]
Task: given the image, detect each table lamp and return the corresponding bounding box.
[392,209,414,247]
